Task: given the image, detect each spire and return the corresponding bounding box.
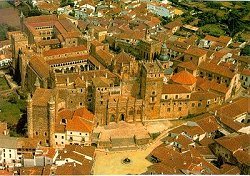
[27,93,32,102]
[34,77,40,89]
[20,11,24,18]
[48,95,55,105]
[159,40,170,61]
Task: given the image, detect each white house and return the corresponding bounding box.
[0,55,12,67]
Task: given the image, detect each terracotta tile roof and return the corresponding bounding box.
[216,97,249,120]
[171,70,197,85]
[66,116,93,132]
[73,107,94,122]
[38,39,60,46]
[164,19,182,30]
[215,134,250,152]
[220,164,241,175]
[147,163,177,174]
[37,2,59,11]
[113,50,133,64]
[43,45,87,57]
[32,88,54,106]
[177,61,197,71]
[199,62,235,78]
[184,46,207,57]
[190,91,219,101]
[205,35,232,45]
[74,77,85,88]
[55,162,92,175]
[92,76,113,87]
[17,138,39,149]
[150,144,184,168]
[241,68,250,76]
[196,77,229,94]
[25,15,58,23]
[19,166,45,175]
[0,170,12,175]
[95,49,114,65]
[29,56,50,78]
[169,124,202,137]
[57,109,74,123]
[36,147,57,158]
[88,55,105,69]
[234,150,250,165]
[195,115,220,133]
[162,84,191,94]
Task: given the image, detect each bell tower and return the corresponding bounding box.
[140,61,164,121]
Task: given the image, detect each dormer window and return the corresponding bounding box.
[61,119,67,124]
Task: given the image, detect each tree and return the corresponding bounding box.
[206,2,222,9]
[241,45,250,56]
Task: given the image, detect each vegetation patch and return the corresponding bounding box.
[201,24,226,37]
[0,76,10,91]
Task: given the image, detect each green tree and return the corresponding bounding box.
[241,45,250,56]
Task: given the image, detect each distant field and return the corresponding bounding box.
[0,6,20,28]
[0,1,12,9]
[201,24,226,37]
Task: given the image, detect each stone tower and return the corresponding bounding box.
[48,96,56,147]
[20,11,25,32]
[91,77,112,126]
[27,93,33,138]
[140,61,164,121]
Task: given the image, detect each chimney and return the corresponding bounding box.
[66,77,69,86]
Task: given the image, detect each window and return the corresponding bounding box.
[70,132,72,134]
[129,110,134,115]
[165,95,168,99]
[175,95,178,99]
[55,135,57,138]
[198,103,202,107]
[62,142,64,144]
[44,132,47,136]
[192,103,195,107]
[80,133,82,135]
[187,95,190,98]
[9,154,11,158]
[167,108,170,112]
[62,136,64,139]
[152,91,156,95]
[35,132,38,136]
[56,142,58,145]
[178,107,182,111]
[80,102,83,106]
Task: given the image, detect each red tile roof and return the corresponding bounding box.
[43,45,87,57]
[199,62,235,78]
[66,116,93,132]
[177,61,197,71]
[29,56,50,78]
[215,134,250,152]
[241,68,250,76]
[184,46,207,57]
[171,70,197,85]
[162,84,191,94]
[73,107,94,122]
